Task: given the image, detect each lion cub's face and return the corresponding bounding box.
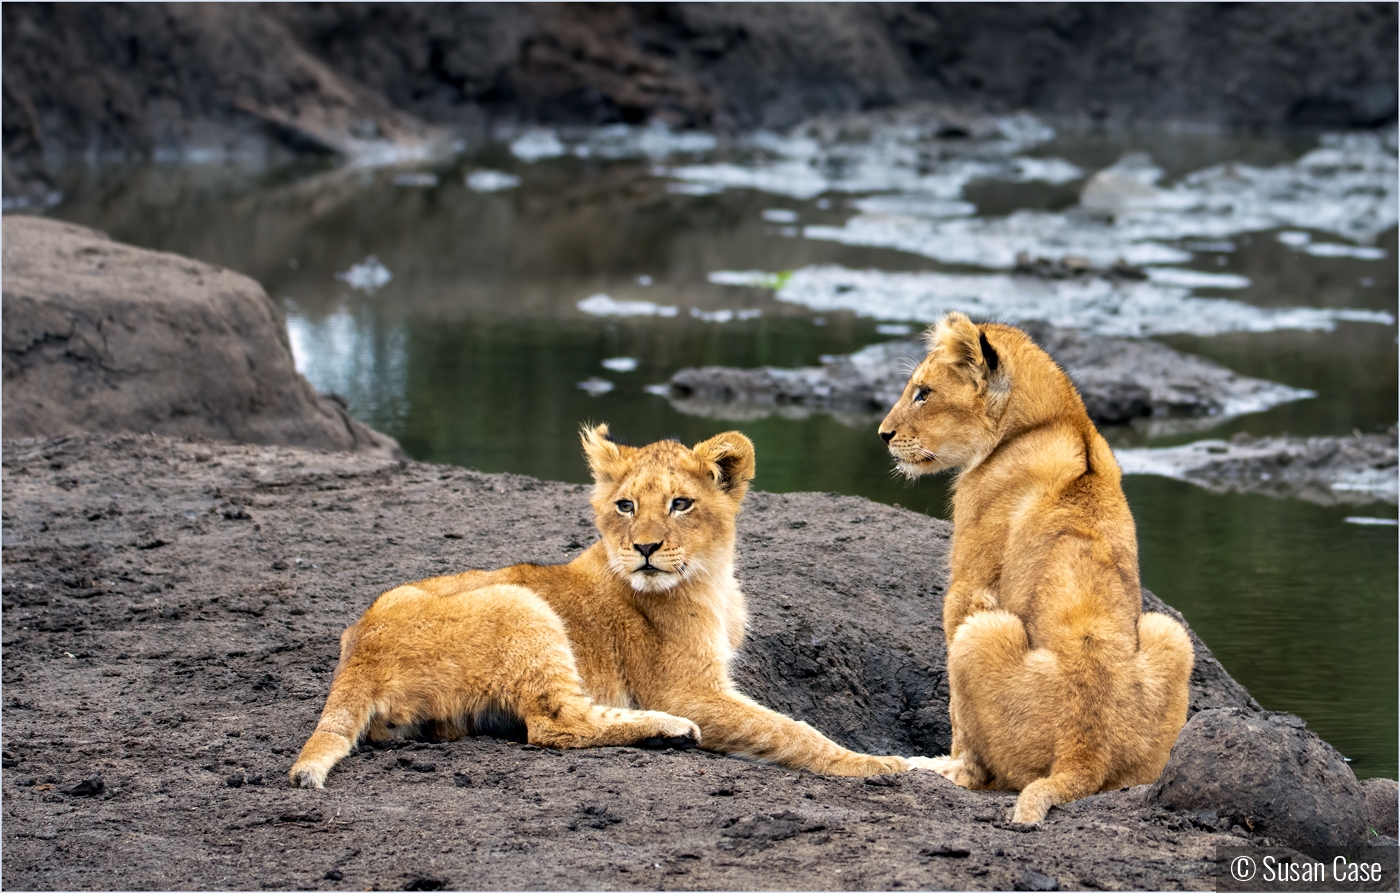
[878,312,1007,478]
[582,425,755,593]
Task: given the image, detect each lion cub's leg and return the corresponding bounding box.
[291,584,697,788]
[1110,612,1193,786]
[948,609,1109,822]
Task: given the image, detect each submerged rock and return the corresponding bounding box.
[654,323,1313,431]
[1,217,404,460]
[1114,429,1399,505]
[1149,708,1368,849]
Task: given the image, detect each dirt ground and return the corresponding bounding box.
[2,433,1279,891]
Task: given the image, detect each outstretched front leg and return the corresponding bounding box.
[656,687,908,777]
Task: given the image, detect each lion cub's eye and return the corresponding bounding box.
[913,386,931,404]
[670,497,694,513]
[615,500,635,515]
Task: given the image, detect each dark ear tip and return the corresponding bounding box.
[978,329,999,373]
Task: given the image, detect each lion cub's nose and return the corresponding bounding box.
[633,542,662,558]
[879,429,896,444]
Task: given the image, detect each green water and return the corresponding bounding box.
[37,129,1397,778]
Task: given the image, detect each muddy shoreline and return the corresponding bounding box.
[0,431,1335,891]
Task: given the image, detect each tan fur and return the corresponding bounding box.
[879,312,1194,823]
[290,425,909,788]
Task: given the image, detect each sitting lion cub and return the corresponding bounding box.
[880,312,1193,824]
[291,425,910,788]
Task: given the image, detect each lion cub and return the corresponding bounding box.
[879,312,1193,824]
[291,425,909,788]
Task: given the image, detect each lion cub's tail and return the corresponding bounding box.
[289,627,377,790]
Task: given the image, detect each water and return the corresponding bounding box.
[36,122,1397,778]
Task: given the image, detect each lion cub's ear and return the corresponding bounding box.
[927,312,1000,387]
[581,423,632,484]
[692,431,756,500]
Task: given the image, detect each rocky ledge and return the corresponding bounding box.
[1116,429,1399,506]
[1,434,1392,891]
[2,217,403,460]
[655,322,1313,433]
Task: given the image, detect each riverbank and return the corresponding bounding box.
[3,432,1392,891]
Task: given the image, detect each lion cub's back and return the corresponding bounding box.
[344,576,570,680]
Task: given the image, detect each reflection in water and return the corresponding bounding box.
[285,305,410,425]
[35,121,1398,779]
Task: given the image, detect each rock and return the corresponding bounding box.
[61,776,104,797]
[1115,429,1399,506]
[2,217,404,460]
[4,4,1394,199]
[1014,867,1061,891]
[0,433,1274,889]
[1364,777,1399,839]
[656,324,1312,431]
[1149,708,1369,848]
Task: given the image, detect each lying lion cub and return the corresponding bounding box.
[291,425,909,788]
[880,312,1194,824]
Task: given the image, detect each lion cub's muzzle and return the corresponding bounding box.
[619,540,688,591]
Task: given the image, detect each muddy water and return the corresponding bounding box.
[39,125,1397,778]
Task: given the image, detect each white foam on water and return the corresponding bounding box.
[690,307,762,323]
[601,357,639,372]
[1143,267,1252,290]
[510,129,567,162]
[657,112,1080,200]
[762,208,799,223]
[576,377,615,396]
[804,212,1193,269]
[805,131,1397,269]
[1277,228,1388,259]
[666,181,724,196]
[875,323,913,336]
[572,123,717,160]
[577,294,680,318]
[466,170,521,192]
[1344,516,1399,526]
[850,194,977,219]
[334,256,393,294]
[707,264,1395,338]
[1303,242,1387,260]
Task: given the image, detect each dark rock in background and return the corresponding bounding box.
[657,322,1310,429]
[2,216,404,459]
[1150,708,1369,849]
[4,3,1396,200]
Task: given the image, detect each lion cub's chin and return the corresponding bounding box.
[628,569,682,593]
[895,457,939,479]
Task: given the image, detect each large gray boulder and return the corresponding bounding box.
[1149,708,1369,848]
[2,216,404,459]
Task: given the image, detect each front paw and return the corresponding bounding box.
[638,713,702,749]
[289,761,327,790]
[907,755,976,787]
